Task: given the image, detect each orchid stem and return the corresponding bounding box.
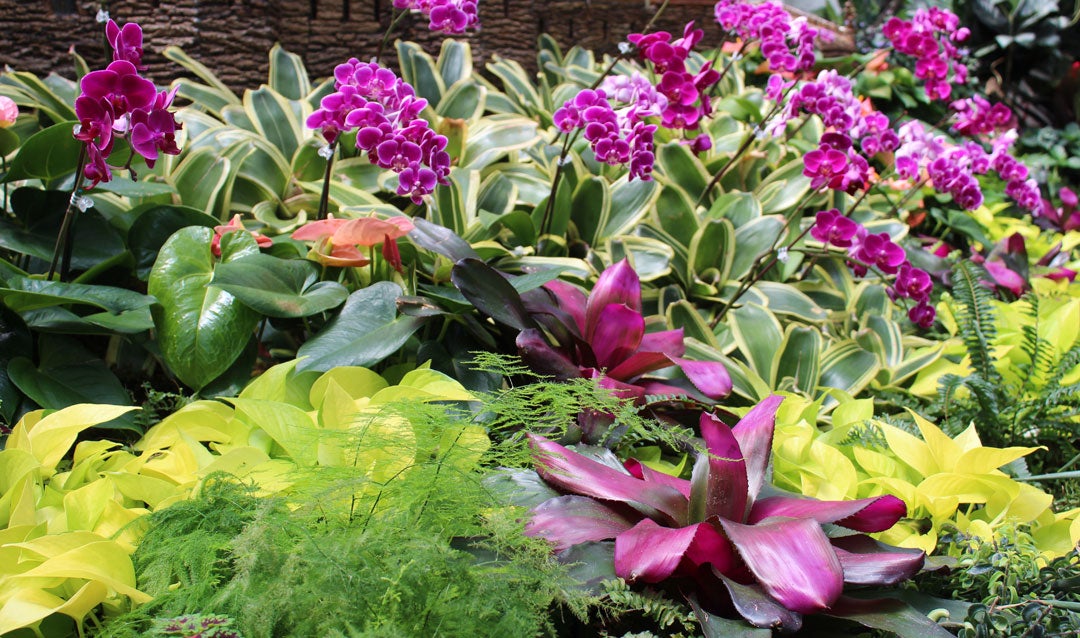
[376,9,410,64]
[697,82,799,208]
[538,131,577,248]
[317,142,336,220]
[48,143,87,282]
[888,175,930,219]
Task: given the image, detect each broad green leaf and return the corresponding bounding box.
[168,148,231,217]
[296,282,426,372]
[477,172,518,219]
[603,175,657,239]
[268,43,311,101]
[757,158,812,214]
[0,307,31,422]
[825,596,953,637]
[752,281,827,322]
[461,114,540,170]
[570,176,610,247]
[149,227,260,390]
[690,218,735,286]
[653,184,699,246]
[819,341,880,400]
[127,205,219,279]
[708,191,761,227]
[163,46,240,107]
[0,276,154,314]
[485,57,542,115]
[658,141,709,196]
[729,216,785,281]
[437,81,485,121]
[93,178,177,199]
[211,254,348,318]
[0,71,77,124]
[3,122,80,184]
[397,41,445,106]
[666,300,718,348]
[774,325,822,394]
[171,78,237,119]
[7,354,132,420]
[437,39,473,87]
[607,236,673,281]
[728,303,783,380]
[244,86,303,164]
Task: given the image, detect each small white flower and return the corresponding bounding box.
[618,42,633,55]
[73,195,95,212]
[776,247,789,263]
[317,144,334,159]
[95,8,110,22]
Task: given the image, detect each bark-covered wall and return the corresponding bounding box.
[0,1,849,91]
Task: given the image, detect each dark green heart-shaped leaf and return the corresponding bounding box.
[149,226,260,390]
[0,307,32,422]
[212,253,348,318]
[7,336,135,430]
[295,282,426,372]
[128,205,219,279]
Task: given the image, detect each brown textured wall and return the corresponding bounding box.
[0,1,846,91]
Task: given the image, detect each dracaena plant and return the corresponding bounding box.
[520,395,946,634]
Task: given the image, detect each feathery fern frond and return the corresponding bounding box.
[951,261,1001,382]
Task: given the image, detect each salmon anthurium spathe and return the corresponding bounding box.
[524,396,924,631]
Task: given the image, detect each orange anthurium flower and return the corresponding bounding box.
[307,236,371,268]
[290,217,349,241]
[333,216,414,247]
[212,214,272,257]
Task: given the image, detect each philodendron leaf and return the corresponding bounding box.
[7,334,132,415]
[296,282,426,372]
[149,226,261,390]
[0,277,154,314]
[127,205,219,280]
[0,307,32,422]
[212,253,348,318]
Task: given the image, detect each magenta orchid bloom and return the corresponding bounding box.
[517,259,731,403]
[524,396,924,631]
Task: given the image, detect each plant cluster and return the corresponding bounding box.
[0,0,1078,636]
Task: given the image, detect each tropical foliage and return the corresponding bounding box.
[0,0,1078,635]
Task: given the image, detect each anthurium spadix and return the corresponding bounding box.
[524,396,926,631]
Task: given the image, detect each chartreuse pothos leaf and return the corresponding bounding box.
[211,253,348,318]
[6,404,137,476]
[149,227,261,390]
